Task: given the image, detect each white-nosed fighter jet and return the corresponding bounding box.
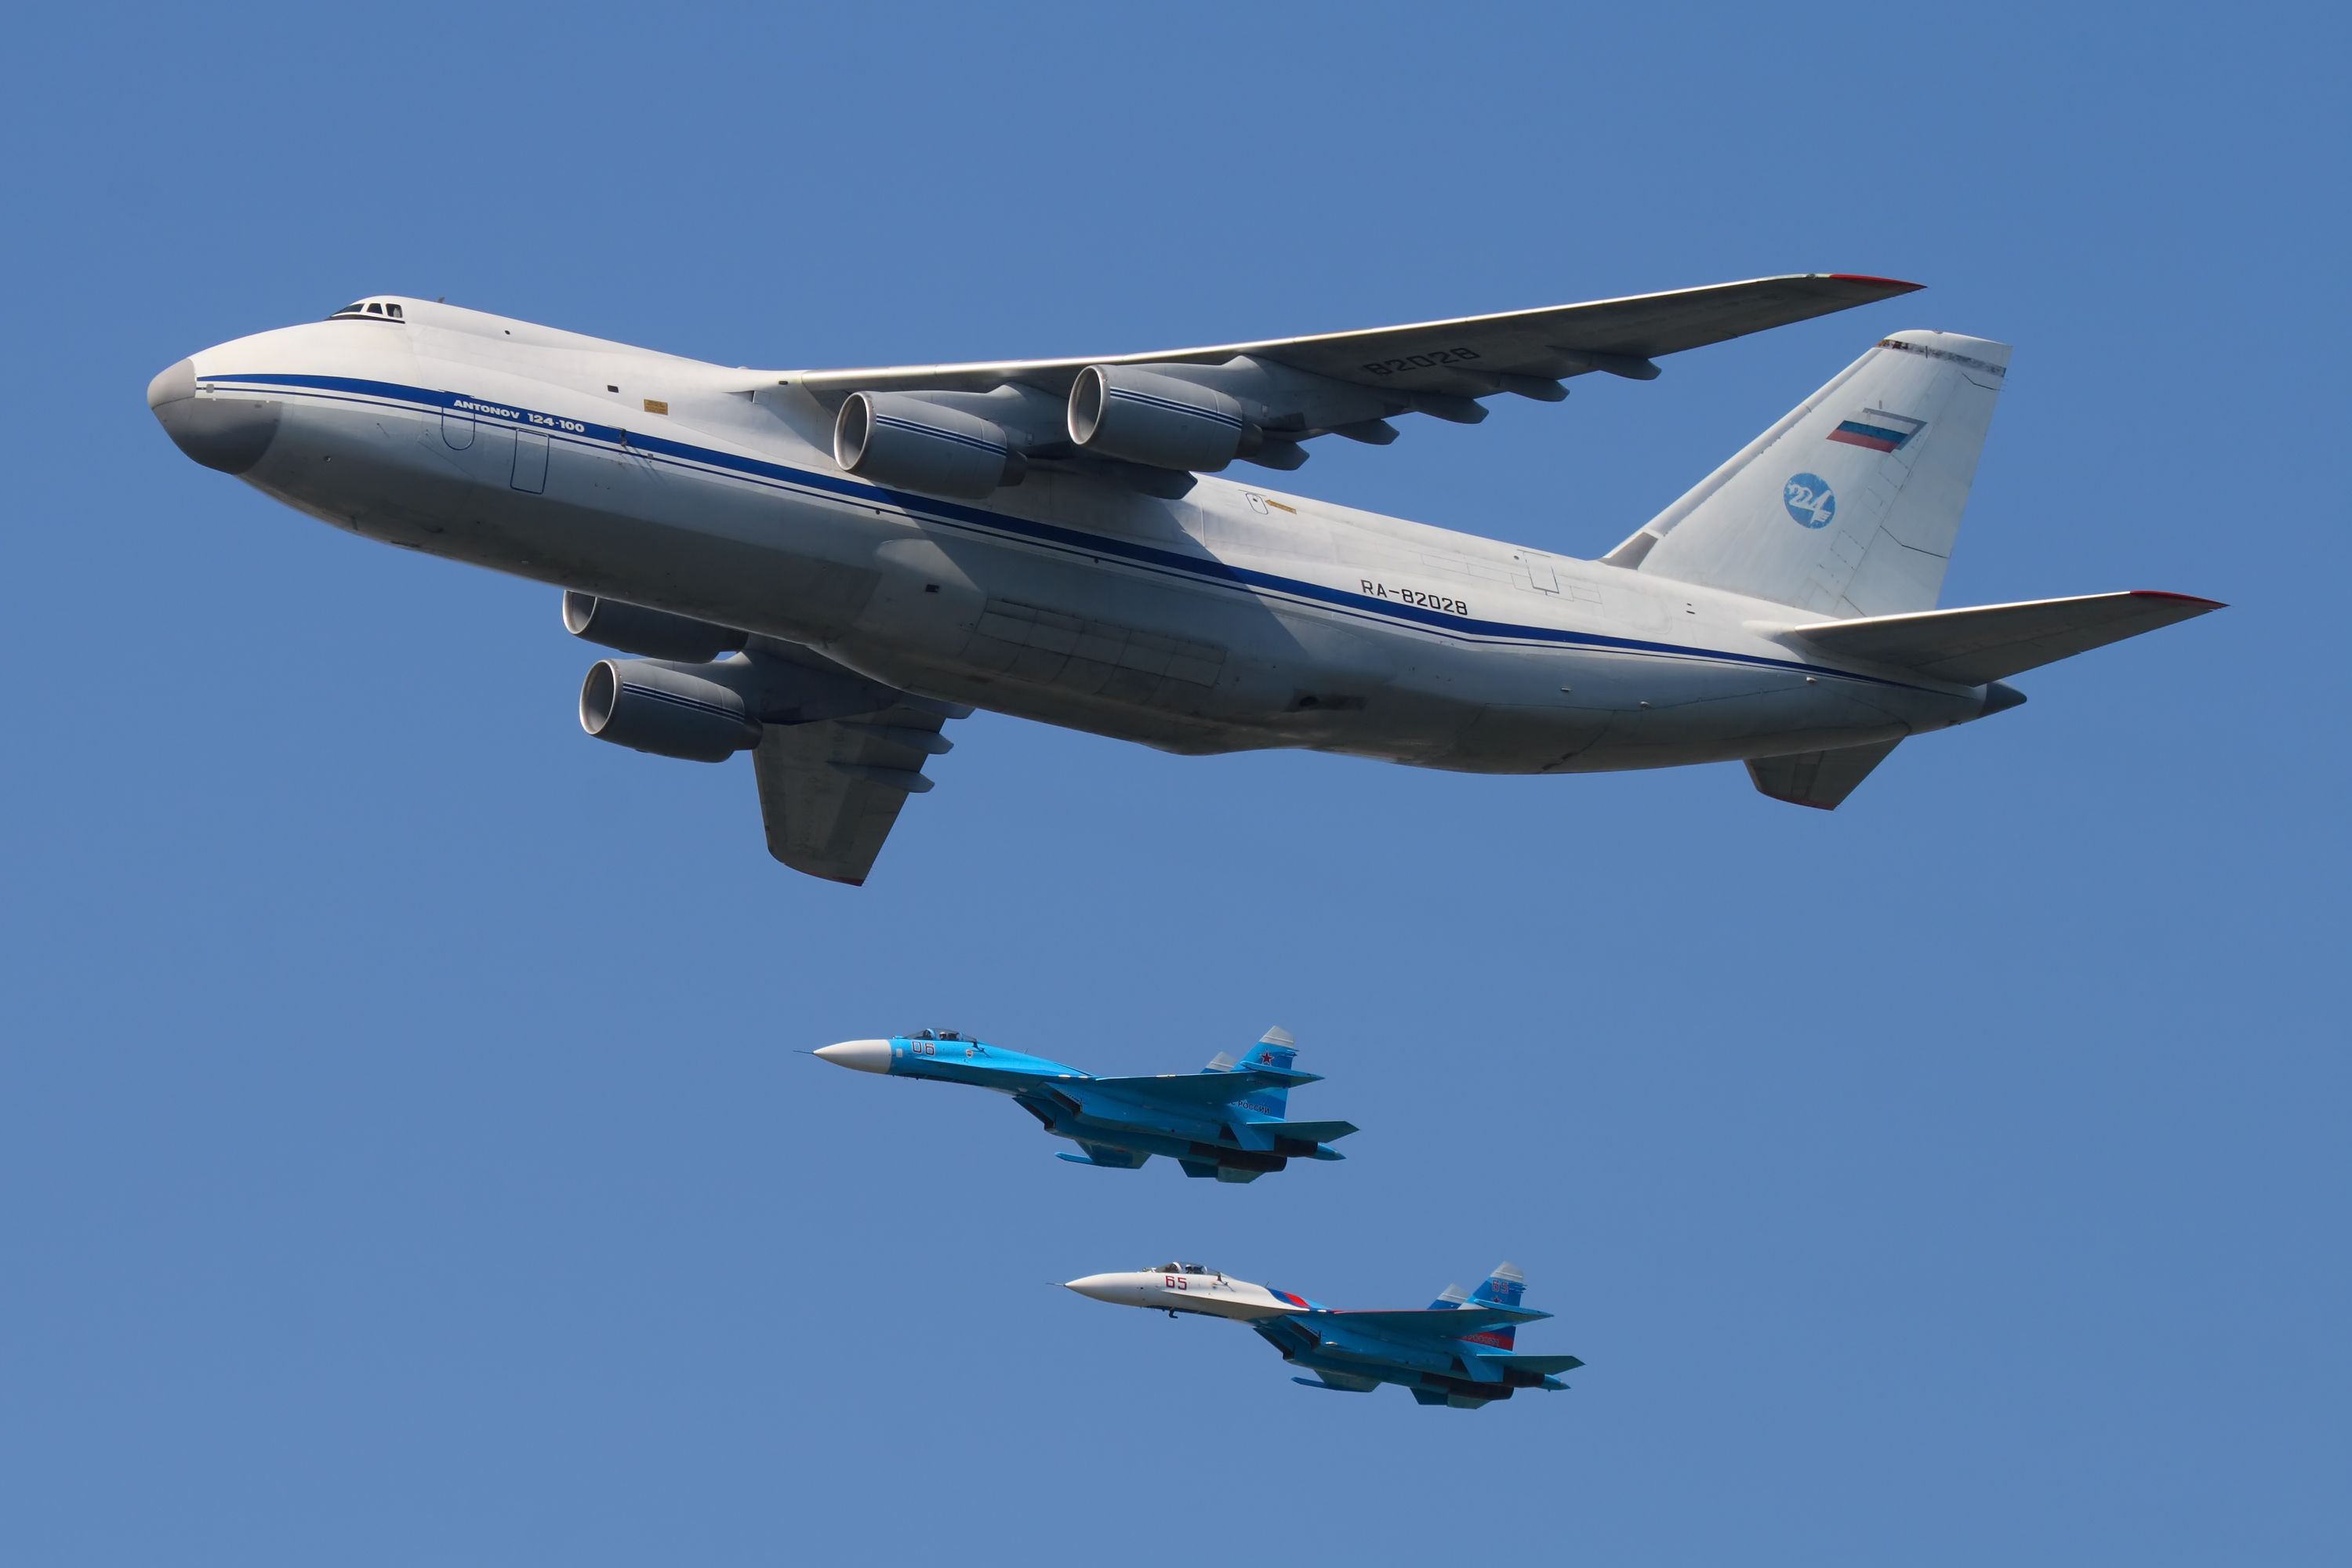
[1065,1260,1580,1408]
[150,278,2220,882]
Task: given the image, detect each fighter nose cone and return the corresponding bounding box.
[815,1039,893,1074]
[147,358,281,474]
[1062,1274,1127,1303]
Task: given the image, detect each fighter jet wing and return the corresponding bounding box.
[750,696,956,885]
[791,274,1918,441]
[1323,1306,1548,1339]
[1085,1068,1319,1105]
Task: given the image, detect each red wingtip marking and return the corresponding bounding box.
[1828,273,1926,292]
[2129,590,2228,609]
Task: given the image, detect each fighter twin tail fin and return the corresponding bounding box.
[1464,1261,1528,1349]
[1220,1025,1301,1119]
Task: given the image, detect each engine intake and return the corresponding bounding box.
[579,659,760,762]
[835,391,1030,499]
[562,592,748,662]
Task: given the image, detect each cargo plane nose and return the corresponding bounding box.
[815,1039,893,1073]
[147,358,280,474]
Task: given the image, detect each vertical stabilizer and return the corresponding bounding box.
[1469,1262,1526,1309]
[1463,1262,1527,1348]
[1237,1026,1298,1119]
[1608,332,2009,616]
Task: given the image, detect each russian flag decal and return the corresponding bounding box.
[1828,407,1926,452]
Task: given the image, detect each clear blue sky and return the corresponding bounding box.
[4,4,2345,1563]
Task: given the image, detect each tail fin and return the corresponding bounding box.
[1462,1262,1526,1348]
[1232,1026,1297,1119]
[1606,331,2009,617]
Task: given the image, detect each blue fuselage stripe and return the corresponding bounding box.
[199,372,1933,691]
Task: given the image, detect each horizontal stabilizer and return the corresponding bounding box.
[1266,1118,1359,1145]
[1781,590,2223,685]
[1747,738,1901,811]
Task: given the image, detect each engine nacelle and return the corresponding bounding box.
[1068,365,1262,472]
[835,391,1029,499]
[1069,358,1403,473]
[579,659,760,762]
[562,591,749,662]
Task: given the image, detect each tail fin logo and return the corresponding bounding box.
[1783,474,1836,529]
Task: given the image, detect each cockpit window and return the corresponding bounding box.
[328,299,408,323]
[365,303,383,314]
[1152,1261,1211,1275]
[386,303,403,319]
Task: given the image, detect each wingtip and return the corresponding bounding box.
[2129,590,2228,611]
[1828,272,1926,293]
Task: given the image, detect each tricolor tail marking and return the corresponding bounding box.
[1826,406,1926,453]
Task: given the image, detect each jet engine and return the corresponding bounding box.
[1067,357,1400,474]
[1067,365,1260,472]
[562,591,748,661]
[834,390,1045,499]
[579,658,760,762]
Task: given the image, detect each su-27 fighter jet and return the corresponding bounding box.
[1066,1260,1580,1408]
[150,277,2222,884]
[814,1026,1353,1181]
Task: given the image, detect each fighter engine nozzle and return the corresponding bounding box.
[815,1039,893,1074]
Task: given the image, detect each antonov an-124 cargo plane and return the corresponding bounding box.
[148,276,2220,884]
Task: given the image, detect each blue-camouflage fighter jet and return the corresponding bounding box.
[1064,1260,1581,1408]
[814,1026,1355,1181]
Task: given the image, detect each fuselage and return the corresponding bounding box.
[152,296,2000,772]
[1065,1265,1309,1322]
[1064,1265,1568,1405]
[813,1033,1345,1178]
